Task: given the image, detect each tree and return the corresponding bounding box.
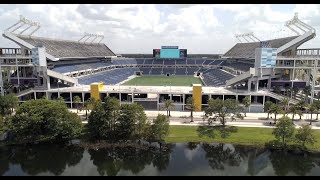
[57,96,65,104]
[185,97,197,122]
[272,116,295,147]
[117,103,147,140]
[274,85,281,95]
[292,86,299,98]
[150,114,169,149]
[296,100,306,120]
[83,97,96,120]
[197,99,243,138]
[295,124,316,148]
[0,94,19,116]
[313,100,320,120]
[308,103,317,125]
[242,96,251,117]
[204,98,244,127]
[162,99,175,118]
[5,94,19,115]
[9,99,82,144]
[73,96,82,113]
[303,86,311,102]
[285,86,291,97]
[0,116,4,134]
[289,105,298,121]
[133,104,148,141]
[87,96,120,140]
[270,103,284,123]
[280,97,289,114]
[264,101,273,119]
[2,82,13,94]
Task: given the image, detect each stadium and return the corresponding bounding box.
[0,13,319,112]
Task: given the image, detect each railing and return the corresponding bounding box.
[133,98,158,101]
[225,68,255,86]
[47,69,78,85]
[277,31,315,54]
[261,89,299,104]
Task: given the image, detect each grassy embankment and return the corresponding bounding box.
[165,125,320,151]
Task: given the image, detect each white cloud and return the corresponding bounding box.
[0,4,319,54]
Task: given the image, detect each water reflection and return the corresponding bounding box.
[88,144,173,176]
[1,143,320,176]
[1,144,84,176]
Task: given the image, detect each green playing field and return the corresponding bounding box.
[122,75,203,86]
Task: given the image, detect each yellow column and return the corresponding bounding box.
[90,82,104,100]
[192,84,202,112]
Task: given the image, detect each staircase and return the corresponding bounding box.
[277,31,315,54]
[262,90,300,104]
[226,68,255,86]
[15,88,35,97]
[47,69,78,85]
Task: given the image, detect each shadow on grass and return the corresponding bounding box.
[196,125,238,139]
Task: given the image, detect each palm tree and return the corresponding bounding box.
[57,96,65,104]
[308,103,317,125]
[285,86,291,97]
[313,100,320,120]
[264,101,274,119]
[303,86,311,103]
[270,103,284,124]
[292,86,299,98]
[296,100,306,120]
[185,97,197,122]
[289,105,298,121]
[162,99,175,118]
[3,82,13,94]
[73,96,82,113]
[279,97,289,114]
[243,96,251,117]
[83,97,97,120]
[274,85,281,95]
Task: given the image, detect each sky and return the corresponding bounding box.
[0,4,319,54]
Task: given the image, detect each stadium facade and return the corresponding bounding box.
[1,13,319,113]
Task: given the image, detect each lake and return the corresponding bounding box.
[1,142,320,176]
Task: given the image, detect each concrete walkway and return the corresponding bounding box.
[69,109,320,129]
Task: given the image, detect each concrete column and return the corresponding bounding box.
[157,93,160,110]
[248,80,252,92]
[255,79,259,92]
[70,92,73,109]
[46,76,51,90]
[182,94,185,111]
[0,61,4,96]
[192,84,202,112]
[249,95,251,112]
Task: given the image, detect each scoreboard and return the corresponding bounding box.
[153,46,187,58]
[160,49,180,58]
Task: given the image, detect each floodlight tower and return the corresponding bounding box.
[285,12,316,36]
[5,15,41,36]
[78,32,105,44]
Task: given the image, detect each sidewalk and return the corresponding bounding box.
[69,109,320,129]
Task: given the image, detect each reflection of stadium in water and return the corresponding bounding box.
[248,150,271,175]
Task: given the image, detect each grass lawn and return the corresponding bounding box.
[165,125,320,151]
[122,75,203,86]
